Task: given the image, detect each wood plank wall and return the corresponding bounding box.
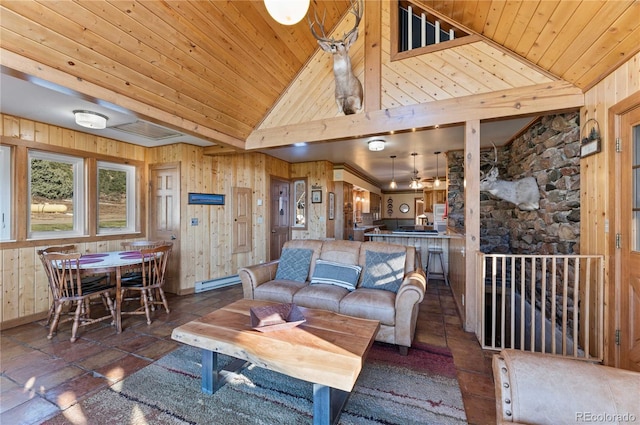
[259,1,554,128]
[143,147,292,296]
[0,114,146,327]
[291,161,336,240]
[582,51,640,365]
[0,114,299,327]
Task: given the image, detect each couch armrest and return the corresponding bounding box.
[238,260,279,299]
[394,270,427,347]
[493,349,640,425]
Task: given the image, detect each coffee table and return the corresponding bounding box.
[171,298,380,425]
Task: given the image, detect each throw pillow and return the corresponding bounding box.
[360,250,406,293]
[275,248,313,282]
[310,259,362,291]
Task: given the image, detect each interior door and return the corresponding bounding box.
[270,178,290,261]
[149,163,180,294]
[620,106,640,371]
[233,187,252,254]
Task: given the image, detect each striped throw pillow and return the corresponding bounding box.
[310,259,362,291]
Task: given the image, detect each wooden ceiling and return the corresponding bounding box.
[1,1,639,147]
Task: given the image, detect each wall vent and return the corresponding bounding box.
[111,120,182,140]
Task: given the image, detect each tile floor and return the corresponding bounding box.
[1,280,496,425]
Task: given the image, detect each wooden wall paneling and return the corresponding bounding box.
[2,248,18,321]
[548,1,625,76]
[499,1,538,51]
[257,7,366,129]
[364,0,381,112]
[512,1,559,57]
[490,1,525,46]
[0,8,250,140]
[247,81,584,148]
[45,1,257,135]
[582,51,640,365]
[0,115,147,325]
[19,246,35,316]
[571,11,640,90]
[524,1,580,66]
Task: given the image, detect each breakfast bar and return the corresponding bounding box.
[365,230,462,276]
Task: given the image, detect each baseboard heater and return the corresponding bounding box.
[195,274,241,293]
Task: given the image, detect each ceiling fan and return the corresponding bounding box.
[409,153,423,189]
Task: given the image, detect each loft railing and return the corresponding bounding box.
[478,253,604,362]
[397,1,470,53]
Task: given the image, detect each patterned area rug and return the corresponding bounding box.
[44,342,467,424]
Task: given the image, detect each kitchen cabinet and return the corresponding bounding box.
[423,189,447,212]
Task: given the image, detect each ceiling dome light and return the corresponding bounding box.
[264,0,310,25]
[73,110,108,129]
[368,139,385,151]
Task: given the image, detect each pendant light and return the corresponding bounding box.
[389,155,398,189]
[434,151,441,187]
[264,0,310,25]
[409,152,423,189]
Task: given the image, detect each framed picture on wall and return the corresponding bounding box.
[311,190,322,203]
[328,192,335,220]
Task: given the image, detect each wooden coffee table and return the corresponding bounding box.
[171,298,380,425]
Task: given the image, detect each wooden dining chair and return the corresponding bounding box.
[42,251,116,342]
[119,240,164,283]
[120,243,172,325]
[37,245,108,326]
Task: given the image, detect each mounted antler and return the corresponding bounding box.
[479,143,540,211]
[308,0,363,115]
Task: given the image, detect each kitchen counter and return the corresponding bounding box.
[365,229,463,273]
[353,225,380,241]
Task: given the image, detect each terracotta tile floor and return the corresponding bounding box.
[1,281,496,425]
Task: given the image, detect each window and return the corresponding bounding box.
[0,145,11,241]
[29,151,84,238]
[97,161,136,234]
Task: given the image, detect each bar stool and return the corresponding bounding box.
[426,248,449,285]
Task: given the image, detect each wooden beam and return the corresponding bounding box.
[246,80,584,149]
[364,0,381,112]
[202,145,241,156]
[463,119,481,335]
[1,49,247,150]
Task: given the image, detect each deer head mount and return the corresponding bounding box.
[308,0,363,115]
[480,144,540,211]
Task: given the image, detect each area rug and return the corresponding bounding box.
[44,342,467,424]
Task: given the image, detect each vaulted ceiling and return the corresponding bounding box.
[2,1,638,150]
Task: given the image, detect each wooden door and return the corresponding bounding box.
[149,163,180,293]
[620,106,640,371]
[232,187,252,254]
[269,178,290,261]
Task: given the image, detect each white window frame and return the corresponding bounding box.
[28,150,85,239]
[0,145,12,241]
[97,161,136,234]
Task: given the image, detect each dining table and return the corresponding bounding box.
[75,250,150,333]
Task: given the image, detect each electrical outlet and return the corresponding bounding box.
[191,218,198,226]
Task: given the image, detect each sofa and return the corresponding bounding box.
[493,349,640,425]
[238,239,426,355]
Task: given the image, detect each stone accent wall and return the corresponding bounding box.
[447,112,581,255]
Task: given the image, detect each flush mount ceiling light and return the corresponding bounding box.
[409,152,423,190]
[264,0,310,25]
[434,151,441,187]
[368,139,385,151]
[389,155,398,189]
[73,110,108,129]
